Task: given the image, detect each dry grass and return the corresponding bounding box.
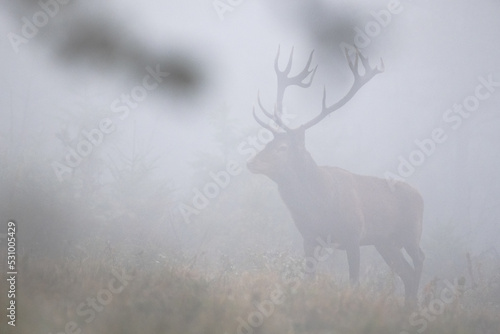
[0,253,499,334]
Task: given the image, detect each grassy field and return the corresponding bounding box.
[1,250,499,334]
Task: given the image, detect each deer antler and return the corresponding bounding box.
[253,46,317,133]
[301,47,384,130]
[253,46,383,133]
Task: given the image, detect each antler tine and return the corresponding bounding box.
[355,47,385,78]
[345,47,360,77]
[301,49,384,131]
[321,86,329,114]
[274,45,295,75]
[275,48,317,87]
[298,50,318,88]
[257,92,274,119]
[253,107,278,134]
[255,92,290,133]
[273,47,318,132]
[253,46,324,133]
[272,107,292,132]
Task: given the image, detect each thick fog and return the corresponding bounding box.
[1,0,499,333]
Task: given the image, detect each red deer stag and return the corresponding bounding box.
[247,47,424,306]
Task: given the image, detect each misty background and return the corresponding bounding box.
[1,0,500,283]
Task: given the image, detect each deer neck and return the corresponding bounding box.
[274,151,336,232]
[275,150,323,195]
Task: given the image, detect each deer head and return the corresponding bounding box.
[247,131,307,181]
[247,46,384,181]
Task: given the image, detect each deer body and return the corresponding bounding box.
[248,47,425,305]
[278,165,423,252]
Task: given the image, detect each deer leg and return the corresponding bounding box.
[346,245,360,285]
[405,244,425,299]
[303,239,317,280]
[375,245,416,307]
